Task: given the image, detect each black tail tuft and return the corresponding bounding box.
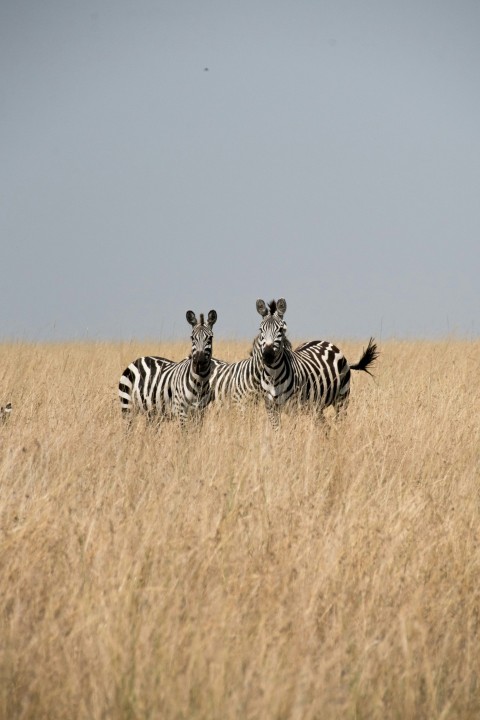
[350,338,379,377]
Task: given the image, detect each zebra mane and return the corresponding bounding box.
[268,300,277,315]
[199,313,204,325]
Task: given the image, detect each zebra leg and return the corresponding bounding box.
[265,398,281,430]
[175,397,203,429]
[178,409,204,432]
[334,391,350,420]
[178,411,189,430]
[312,406,327,425]
[120,404,141,433]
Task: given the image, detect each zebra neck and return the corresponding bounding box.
[262,349,291,381]
[251,351,264,376]
[261,349,295,401]
[190,363,211,385]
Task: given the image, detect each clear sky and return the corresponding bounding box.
[2,0,479,342]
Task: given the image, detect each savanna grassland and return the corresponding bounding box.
[0,338,479,720]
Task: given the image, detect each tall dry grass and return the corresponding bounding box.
[0,338,479,720]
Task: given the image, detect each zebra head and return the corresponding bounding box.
[186,310,217,374]
[256,298,288,366]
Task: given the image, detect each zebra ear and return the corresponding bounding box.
[256,299,268,317]
[207,310,217,327]
[276,298,287,318]
[186,310,197,326]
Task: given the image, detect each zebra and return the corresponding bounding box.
[255,298,378,428]
[0,402,12,423]
[209,335,263,405]
[118,310,217,426]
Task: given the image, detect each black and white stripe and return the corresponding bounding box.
[209,335,263,405]
[256,298,378,428]
[118,310,217,426]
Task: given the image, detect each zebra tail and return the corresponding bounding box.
[349,338,379,377]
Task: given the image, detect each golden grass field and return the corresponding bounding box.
[0,338,479,720]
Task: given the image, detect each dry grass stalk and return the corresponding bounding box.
[0,339,479,719]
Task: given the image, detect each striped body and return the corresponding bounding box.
[256,298,378,428]
[118,310,217,426]
[209,336,263,404]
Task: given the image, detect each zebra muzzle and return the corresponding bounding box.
[262,346,275,364]
[193,352,209,372]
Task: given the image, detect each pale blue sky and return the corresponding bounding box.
[2,0,479,341]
